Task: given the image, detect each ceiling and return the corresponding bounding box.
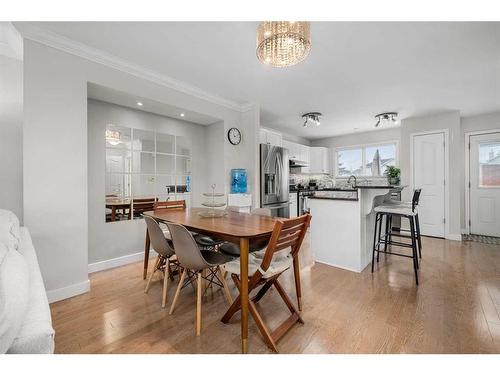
[20,22,500,139]
[87,83,220,126]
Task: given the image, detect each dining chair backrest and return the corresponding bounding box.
[251,207,271,217]
[144,216,175,258]
[133,197,158,215]
[412,189,422,212]
[225,205,240,212]
[251,214,311,284]
[166,222,208,271]
[154,199,186,210]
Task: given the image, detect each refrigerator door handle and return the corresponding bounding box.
[264,202,291,209]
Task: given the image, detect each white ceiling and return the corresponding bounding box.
[20,22,500,139]
[87,83,220,126]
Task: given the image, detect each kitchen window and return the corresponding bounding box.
[335,142,398,177]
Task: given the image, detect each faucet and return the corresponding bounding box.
[347,175,357,189]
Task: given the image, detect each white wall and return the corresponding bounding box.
[23,40,259,301]
[400,111,462,239]
[0,55,23,221]
[88,99,209,264]
[311,127,401,149]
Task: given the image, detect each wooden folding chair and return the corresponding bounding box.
[221,214,311,352]
[154,199,186,210]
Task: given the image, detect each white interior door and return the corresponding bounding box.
[469,132,500,236]
[413,132,446,237]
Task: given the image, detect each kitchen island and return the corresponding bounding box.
[309,186,404,272]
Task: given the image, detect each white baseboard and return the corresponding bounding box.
[446,233,462,241]
[88,250,155,274]
[47,279,90,304]
[314,260,361,273]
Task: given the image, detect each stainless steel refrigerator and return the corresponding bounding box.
[260,144,290,217]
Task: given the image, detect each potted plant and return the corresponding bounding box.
[385,166,401,185]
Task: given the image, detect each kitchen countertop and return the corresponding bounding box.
[309,196,358,201]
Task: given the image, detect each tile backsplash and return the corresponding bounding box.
[290,173,334,188]
[290,173,390,188]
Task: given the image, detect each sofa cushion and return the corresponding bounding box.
[0,209,21,250]
[7,227,54,354]
[7,228,55,354]
[0,243,30,353]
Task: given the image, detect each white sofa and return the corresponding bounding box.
[0,209,55,353]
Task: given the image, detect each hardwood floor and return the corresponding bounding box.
[50,235,500,353]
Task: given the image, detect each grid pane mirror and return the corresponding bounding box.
[105,125,192,222]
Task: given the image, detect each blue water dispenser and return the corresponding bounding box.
[230,169,248,193]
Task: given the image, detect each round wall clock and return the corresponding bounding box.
[227,127,242,145]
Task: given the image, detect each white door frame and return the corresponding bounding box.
[410,129,450,239]
[464,128,500,235]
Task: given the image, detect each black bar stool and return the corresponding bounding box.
[371,189,422,285]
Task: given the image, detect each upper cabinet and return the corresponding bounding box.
[259,128,282,147]
[309,147,330,174]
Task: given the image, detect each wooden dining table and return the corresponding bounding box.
[143,207,277,353]
[106,198,132,222]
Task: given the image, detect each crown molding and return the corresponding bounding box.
[14,22,255,113]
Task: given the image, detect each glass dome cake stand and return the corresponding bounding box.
[199,184,228,218]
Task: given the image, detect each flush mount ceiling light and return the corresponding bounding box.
[374,112,399,127]
[256,21,311,68]
[302,112,322,127]
[105,129,121,146]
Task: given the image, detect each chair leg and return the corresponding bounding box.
[161,259,170,308]
[292,257,302,311]
[409,216,419,285]
[196,272,202,336]
[221,275,242,323]
[252,279,274,303]
[144,256,160,293]
[376,213,383,263]
[384,214,390,253]
[218,266,233,304]
[273,279,304,324]
[169,268,187,315]
[415,213,422,258]
[230,275,279,352]
[371,213,379,273]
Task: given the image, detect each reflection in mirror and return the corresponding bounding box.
[176,136,191,156]
[105,127,192,222]
[157,133,175,154]
[106,124,131,149]
[156,154,175,174]
[132,129,155,152]
[176,156,191,175]
[132,152,155,174]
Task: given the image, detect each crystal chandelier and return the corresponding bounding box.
[302,112,322,127]
[105,129,121,146]
[256,21,311,68]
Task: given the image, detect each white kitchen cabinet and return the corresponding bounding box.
[289,193,298,218]
[259,128,282,147]
[300,144,310,163]
[309,147,330,174]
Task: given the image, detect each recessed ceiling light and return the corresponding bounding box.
[137,102,143,106]
[180,113,185,117]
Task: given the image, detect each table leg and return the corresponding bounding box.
[239,237,249,354]
[111,207,116,222]
[143,228,150,280]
